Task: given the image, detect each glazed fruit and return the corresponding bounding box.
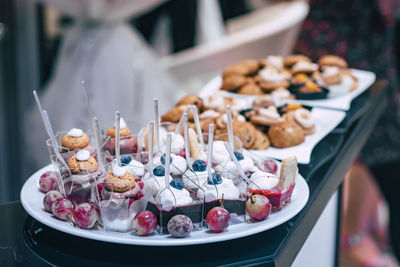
[206,207,230,233]
[132,211,158,236]
[72,203,98,229]
[160,154,173,164]
[192,160,206,172]
[208,173,222,185]
[153,166,165,176]
[167,215,193,238]
[51,198,75,221]
[43,190,63,213]
[39,171,59,193]
[246,194,271,221]
[121,156,132,166]
[170,179,184,190]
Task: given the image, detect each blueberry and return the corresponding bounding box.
[121,156,132,166]
[208,173,222,185]
[153,166,165,176]
[170,179,184,190]
[160,154,172,164]
[192,160,206,172]
[233,152,244,161]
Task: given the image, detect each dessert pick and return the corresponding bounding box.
[206,123,215,184]
[183,112,192,169]
[223,142,250,183]
[191,105,205,150]
[148,120,155,176]
[174,105,191,135]
[225,105,234,151]
[81,80,93,120]
[164,133,172,191]
[42,110,71,195]
[93,117,105,173]
[114,111,121,167]
[154,98,160,152]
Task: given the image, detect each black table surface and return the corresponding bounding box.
[0,81,388,267]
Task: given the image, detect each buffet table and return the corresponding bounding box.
[0,80,387,266]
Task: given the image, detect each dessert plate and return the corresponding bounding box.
[249,107,346,164]
[198,69,376,111]
[21,165,309,246]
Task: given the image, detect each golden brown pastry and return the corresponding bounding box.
[268,122,305,148]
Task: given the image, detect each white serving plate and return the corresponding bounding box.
[198,69,376,111]
[20,165,309,246]
[249,107,346,164]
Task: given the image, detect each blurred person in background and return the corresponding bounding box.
[296,0,400,266]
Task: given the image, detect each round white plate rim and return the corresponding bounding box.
[21,165,309,246]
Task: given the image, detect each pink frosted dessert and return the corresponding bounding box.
[248,156,297,210]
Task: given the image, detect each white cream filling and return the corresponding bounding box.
[155,187,193,211]
[76,150,90,161]
[67,128,83,137]
[294,108,315,129]
[197,177,240,202]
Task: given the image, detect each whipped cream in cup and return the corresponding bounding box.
[143,173,173,197]
[249,170,279,191]
[67,128,83,137]
[123,159,145,177]
[159,129,185,154]
[215,157,256,184]
[112,164,126,177]
[182,169,209,191]
[197,177,240,202]
[153,154,187,177]
[156,187,193,212]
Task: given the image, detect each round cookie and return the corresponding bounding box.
[284,55,311,68]
[232,121,257,149]
[237,83,263,95]
[318,55,348,68]
[61,133,90,150]
[176,95,204,111]
[222,60,260,77]
[253,95,275,108]
[67,155,99,174]
[251,130,270,150]
[268,122,305,148]
[221,75,247,91]
[105,171,136,193]
[283,111,315,135]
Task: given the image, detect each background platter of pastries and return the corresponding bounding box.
[161,93,315,150]
[219,55,358,100]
